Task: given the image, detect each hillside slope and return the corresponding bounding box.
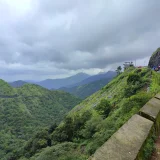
[60,77,114,99]
[15,67,158,160]
[0,81,81,160]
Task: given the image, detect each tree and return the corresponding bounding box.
[116,66,122,75]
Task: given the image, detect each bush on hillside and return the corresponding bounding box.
[127,73,141,85]
[80,116,103,139]
[95,99,112,118]
[124,70,151,98]
[23,129,50,158]
[48,123,58,134]
[124,83,143,98]
[52,110,92,142]
[150,71,160,93]
[142,135,155,160]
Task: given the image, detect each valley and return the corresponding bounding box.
[0,81,81,160]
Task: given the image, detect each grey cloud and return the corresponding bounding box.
[0,0,160,80]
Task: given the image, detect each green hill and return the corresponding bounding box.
[0,81,81,160]
[60,77,114,99]
[14,67,160,160]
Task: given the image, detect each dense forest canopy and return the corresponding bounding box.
[0,81,81,159]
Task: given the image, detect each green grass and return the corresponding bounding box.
[150,71,160,94]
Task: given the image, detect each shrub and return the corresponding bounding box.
[48,123,57,134]
[52,111,92,142]
[142,135,155,160]
[23,129,49,157]
[95,99,111,118]
[80,116,103,139]
[127,73,141,85]
[150,71,160,94]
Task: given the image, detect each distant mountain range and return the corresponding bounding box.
[66,71,117,88]
[35,72,90,89]
[59,76,115,99]
[9,80,27,88]
[8,73,90,89]
[8,71,117,97]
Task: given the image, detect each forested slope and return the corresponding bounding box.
[0,81,81,159]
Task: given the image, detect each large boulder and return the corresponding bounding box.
[148,48,160,68]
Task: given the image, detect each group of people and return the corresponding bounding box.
[153,66,160,71]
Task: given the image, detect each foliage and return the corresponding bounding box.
[150,71,160,94]
[22,129,50,158]
[124,68,151,98]
[0,81,81,160]
[52,110,92,143]
[95,99,111,118]
[80,116,103,139]
[116,66,122,75]
[127,73,141,85]
[142,135,155,160]
[28,142,88,160]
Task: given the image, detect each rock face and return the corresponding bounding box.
[148,48,160,68]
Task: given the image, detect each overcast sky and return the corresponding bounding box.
[0,0,160,81]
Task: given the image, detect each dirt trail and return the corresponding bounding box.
[151,136,160,160]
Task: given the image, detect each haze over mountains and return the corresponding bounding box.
[9,72,89,89]
[35,72,90,89]
[60,77,114,99]
[59,71,117,98]
[9,71,116,89]
[67,71,117,87]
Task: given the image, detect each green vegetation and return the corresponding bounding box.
[0,81,81,160]
[141,134,156,160]
[60,77,113,99]
[14,67,156,160]
[116,66,122,75]
[95,99,111,118]
[150,71,160,94]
